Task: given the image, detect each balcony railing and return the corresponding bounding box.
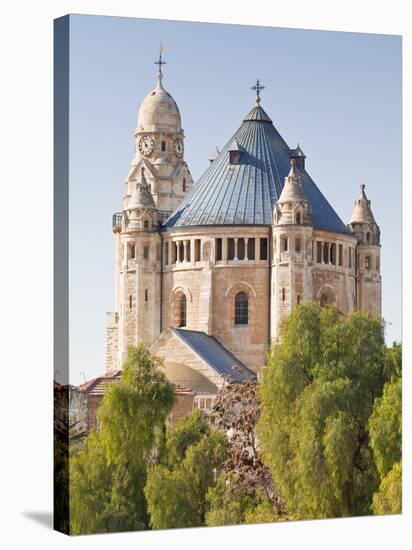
[112,212,122,233]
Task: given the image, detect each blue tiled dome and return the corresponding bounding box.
[165,104,349,233]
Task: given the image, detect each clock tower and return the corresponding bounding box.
[124,50,193,218]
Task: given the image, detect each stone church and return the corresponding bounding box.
[104,56,382,411]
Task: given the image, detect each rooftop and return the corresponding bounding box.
[165,103,349,234]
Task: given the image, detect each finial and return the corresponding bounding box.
[361,184,365,191]
[288,158,298,177]
[154,43,166,88]
[251,78,265,105]
[154,42,166,74]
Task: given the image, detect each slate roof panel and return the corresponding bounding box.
[165,105,350,234]
[172,328,256,383]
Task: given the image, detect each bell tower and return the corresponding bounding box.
[271,159,314,338]
[128,48,193,218]
[348,185,382,315]
[105,51,194,373]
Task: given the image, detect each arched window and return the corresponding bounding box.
[183,178,186,192]
[235,292,248,325]
[296,212,302,225]
[144,220,149,232]
[179,294,187,327]
[366,232,371,243]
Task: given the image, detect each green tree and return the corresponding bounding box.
[372,461,402,515]
[258,302,389,519]
[145,410,229,529]
[369,347,402,515]
[69,345,175,534]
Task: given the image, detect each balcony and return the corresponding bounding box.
[112,212,122,233]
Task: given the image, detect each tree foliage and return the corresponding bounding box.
[69,345,175,534]
[258,302,391,519]
[372,461,402,515]
[369,346,402,515]
[145,410,229,529]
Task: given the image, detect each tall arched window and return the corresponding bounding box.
[179,294,187,327]
[144,220,149,232]
[296,212,302,225]
[235,292,248,325]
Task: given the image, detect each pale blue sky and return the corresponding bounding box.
[68,15,401,383]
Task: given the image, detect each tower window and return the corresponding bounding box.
[282,237,288,252]
[129,295,132,309]
[227,238,235,261]
[365,256,371,270]
[260,238,268,260]
[161,140,166,152]
[330,243,336,265]
[235,292,248,325]
[282,288,286,302]
[143,245,149,259]
[317,242,322,263]
[338,244,343,266]
[238,239,245,260]
[128,243,136,259]
[297,295,301,304]
[366,232,371,243]
[144,220,149,232]
[179,294,187,327]
[296,212,302,225]
[349,247,352,269]
[295,238,301,253]
[183,178,186,192]
[215,238,222,261]
[144,289,149,302]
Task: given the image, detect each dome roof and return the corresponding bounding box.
[137,72,181,133]
[165,103,349,234]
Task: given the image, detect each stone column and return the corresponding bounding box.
[190,239,195,265]
[245,237,249,260]
[184,240,189,262]
[234,237,238,261]
[256,237,261,261]
[176,241,181,263]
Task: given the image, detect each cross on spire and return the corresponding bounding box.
[251,78,265,104]
[154,43,166,74]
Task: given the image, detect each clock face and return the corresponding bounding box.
[174,138,184,158]
[139,136,154,156]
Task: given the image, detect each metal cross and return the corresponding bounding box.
[251,79,265,103]
[154,43,166,73]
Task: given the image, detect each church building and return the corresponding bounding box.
[105,55,382,409]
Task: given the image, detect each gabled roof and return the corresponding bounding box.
[172,328,256,383]
[164,104,349,233]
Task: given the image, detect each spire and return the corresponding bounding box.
[209,146,220,163]
[278,159,308,204]
[251,78,265,105]
[128,167,156,211]
[349,184,376,225]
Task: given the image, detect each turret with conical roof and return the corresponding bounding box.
[274,159,312,226]
[271,160,314,339]
[348,184,380,245]
[348,184,381,315]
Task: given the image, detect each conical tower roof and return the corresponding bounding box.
[165,103,349,233]
[277,159,309,204]
[128,168,156,210]
[349,185,376,225]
